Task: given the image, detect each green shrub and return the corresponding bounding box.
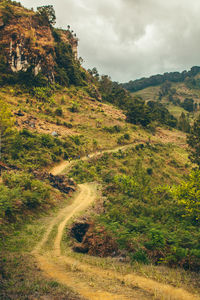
[70,101,79,112]
[2,129,84,169]
[130,250,149,264]
[63,122,73,128]
[123,133,130,140]
[55,107,63,116]
[69,153,200,270]
[147,168,153,175]
[0,172,50,224]
[33,87,54,102]
[145,229,166,250]
[103,125,122,134]
[171,170,200,221]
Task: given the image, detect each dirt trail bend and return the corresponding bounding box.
[54,184,95,256]
[32,152,199,300]
[33,183,133,300]
[32,182,199,300]
[32,184,94,255]
[50,142,137,175]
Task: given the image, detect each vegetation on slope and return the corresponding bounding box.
[122,66,200,92]
[0,172,51,228]
[0,2,200,299]
[69,143,199,271]
[124,69,200,134]
[88,71,178,129]
[0,0,86,87]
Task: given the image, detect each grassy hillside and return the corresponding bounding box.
[131,80,200,122]
[68,140,200,267]
[1,2,200,299]
[2,79,198,298]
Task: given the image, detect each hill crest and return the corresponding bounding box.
[122,66,200,92]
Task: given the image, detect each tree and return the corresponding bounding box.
[160,81,171,97]
[177,112,190,133]
[181,98,194,112]
[125,97,151,127]
[187,115,200,166]
[147,101,177,128]
[79,57,84,65]
[99,75,113,96]
[172,170,200,220]
[37,5,56,26]
[55,41,84,86]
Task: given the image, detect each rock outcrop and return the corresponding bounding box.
[0,1,78,81]
[33,170,76,194]
[70,221,119,257]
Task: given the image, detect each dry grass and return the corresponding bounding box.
[66,251,200,297]
[1,86,189,152]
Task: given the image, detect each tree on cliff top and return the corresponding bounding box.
[36,5,56,26]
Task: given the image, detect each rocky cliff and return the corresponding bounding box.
[0,1,78,82]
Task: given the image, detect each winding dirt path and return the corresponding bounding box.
[50,127,187,176]
[50,142,142,175]
[32,150,199,300]
[32,184,132,300]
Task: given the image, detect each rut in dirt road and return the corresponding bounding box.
[32,151,200,300]
[32,183,133,300]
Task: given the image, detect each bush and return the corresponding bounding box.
[0,172,50,224]
[147,168,153,175]
[123,133,130,140]
[171,170,200,221]
[70,102,79,112]
[63,122,73,128]
[2,129,84,169]
[69,154,200,270]
[145,229,165,250]
[103,125,122,134]
[33,87,54,102]
[55,107,63,116]
[130,250,149,264]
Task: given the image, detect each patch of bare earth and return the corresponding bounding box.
[148,127,187,150]
[15,112,75,136]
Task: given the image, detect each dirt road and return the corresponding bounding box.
[32,153,199,300]
[32,184,134,300]
[50,142,142,175]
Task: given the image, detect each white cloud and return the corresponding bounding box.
[20,0,200,82]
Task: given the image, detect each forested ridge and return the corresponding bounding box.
[122,66,200,92]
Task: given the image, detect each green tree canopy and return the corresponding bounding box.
[181,98,194,112]
[178,112,190,133]
[125,97,151,127]
[172,170,200,221]
[187,115,200,166]
[36,5,56,26]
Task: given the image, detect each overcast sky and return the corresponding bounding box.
[20,0,200,82]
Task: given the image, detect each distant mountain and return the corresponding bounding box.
[122,66,200,92]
